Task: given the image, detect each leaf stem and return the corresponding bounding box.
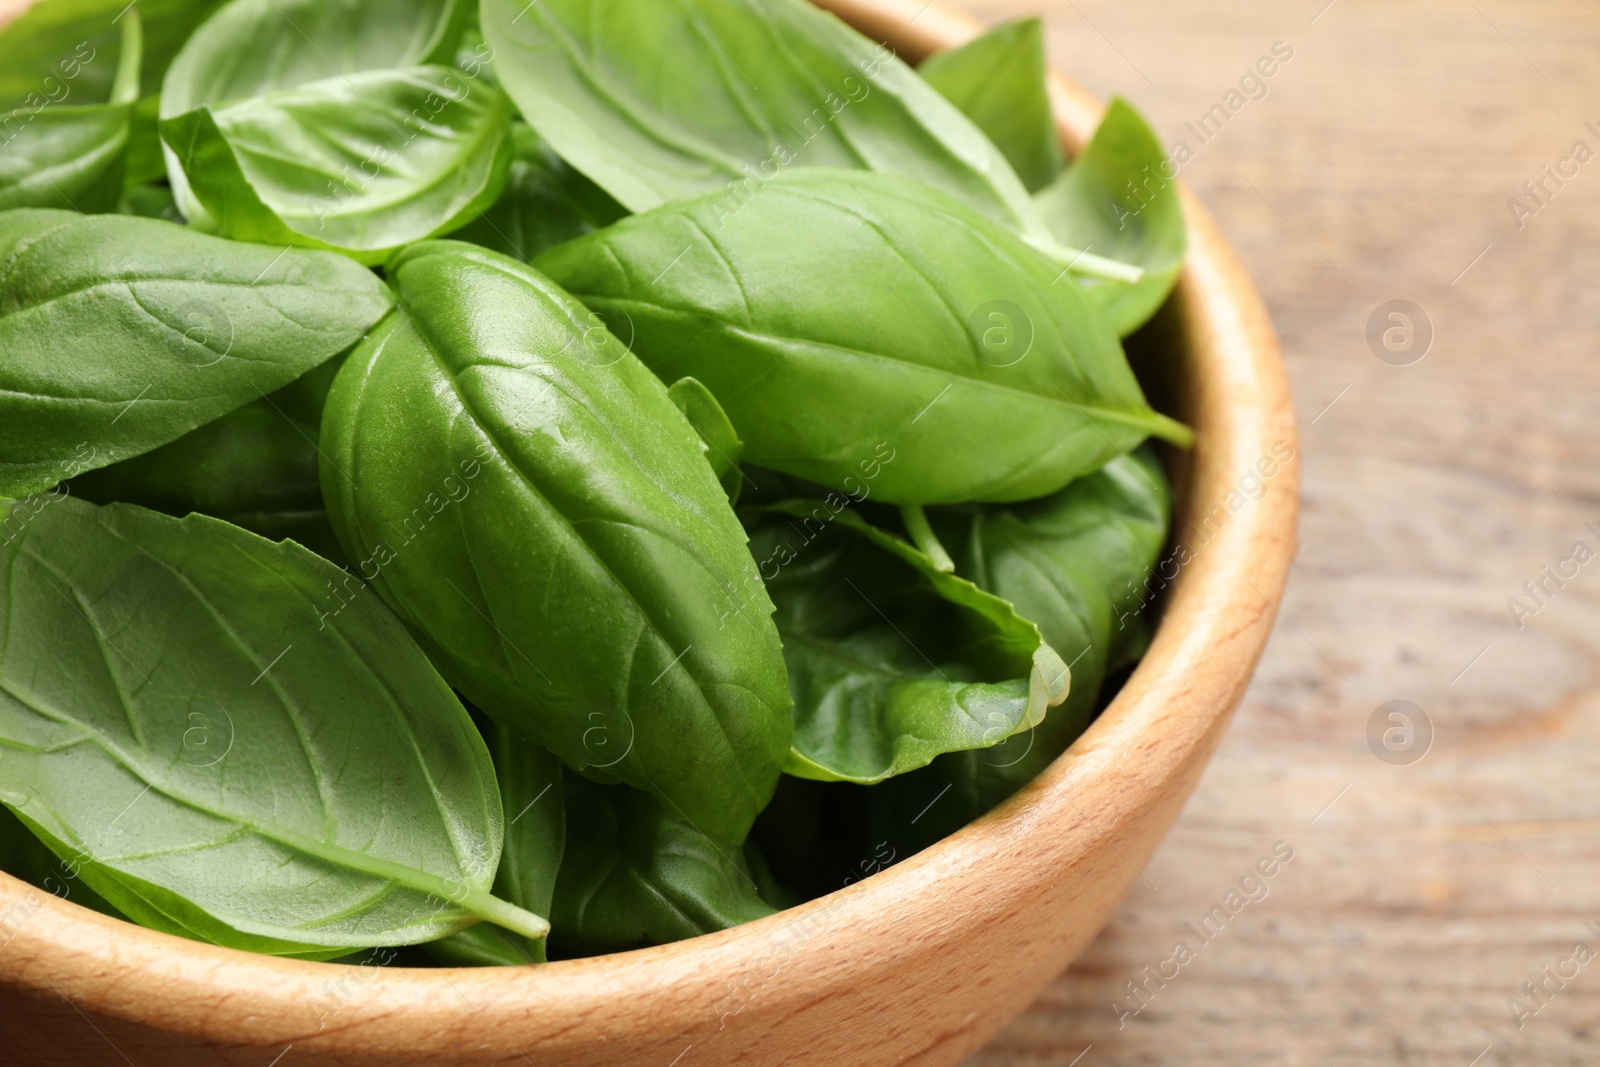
[1029,238,1146,284]
[111,9,143,107]
[1146,410,1196,448]
[461,888,552,942]
[900,504,955,574]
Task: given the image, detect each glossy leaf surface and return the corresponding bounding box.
[427,726,564,966]
[161,66,512,263]
[668,377,745,503]
[0,103,131,212]
[0,497,546,957]
[0,0,243,199]
[919,19,1063,193]
[0,10,141,212]
[319,241,791,846]
[537,168,1188,505]
[159,0,499,255]
[0,209,394,498]
[1035,99,1187,336]
[745,501,1069,785]
[480,0,1045,236]
[162,0,461,114]
[869,449,1172,849]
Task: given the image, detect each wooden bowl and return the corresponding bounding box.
[0,1,1298,1063]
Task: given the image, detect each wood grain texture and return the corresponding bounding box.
[0,1,1298,1064]
[960,1,1600,1065]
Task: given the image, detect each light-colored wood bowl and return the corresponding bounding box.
[0,0,1298,1063]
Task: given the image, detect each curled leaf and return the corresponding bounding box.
[745,500,1069,785]
[1035,99,1187,336]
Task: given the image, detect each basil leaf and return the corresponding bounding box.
[119,180,180,220]
[125,0,231,101]
[160,66,513,264]
[319,241,792,847]
[162,0,462,111]
[919,19,1063,193]
[0,2,125,109]
[0,496,549,957]
[0,0,230,192]
[0,0,229,108]
[1035,99,1187,336]
[536,168,1190,506]
[0,102,131,211]
[869,448,1172,850]
[452,123,628,262]
[427,726,564,966]
[124,94,168,187]
[69,376,343,565]
[0,209,395,498]
[667,377,745,504]
[744,501,1069,784]
[480,0,1046,238]
[159,0,477,237]
[0,10,141,212]
[0,803,120,918]
[550,778,775,954]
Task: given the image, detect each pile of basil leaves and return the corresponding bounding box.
[0,0,1188,964]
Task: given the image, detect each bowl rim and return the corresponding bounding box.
[0,0,1299,1057]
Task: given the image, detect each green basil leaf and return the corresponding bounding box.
[319,241,792,846]
[868,448,1172,850]
[0,0,230,107]
[550,777,775,954]
[1035,98,1186,336]
[0,9,141,212]
[919,19,1063,193]
[0,2,124,109]
[667,377,745,504]
[0,102,130,211]
[0,209,394,498]
[452,123,628,262]
[160,66,511,264]
[0,802,120,918]
[163,0,463,107]
[480,0,1046,238]
[0,0,231,192]
[159,0,476,231]
[427,726,564,966]
[744,501,1069,785]
[68,375,343,564]
[0,496,549,957]
[123,94,167,186]
[127,0,231,100]
[536,168,1189,505]
[118,180,181,220]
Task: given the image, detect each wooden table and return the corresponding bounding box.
[965,1,1600,1064]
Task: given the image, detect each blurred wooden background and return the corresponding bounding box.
[962,1,1600,1064]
